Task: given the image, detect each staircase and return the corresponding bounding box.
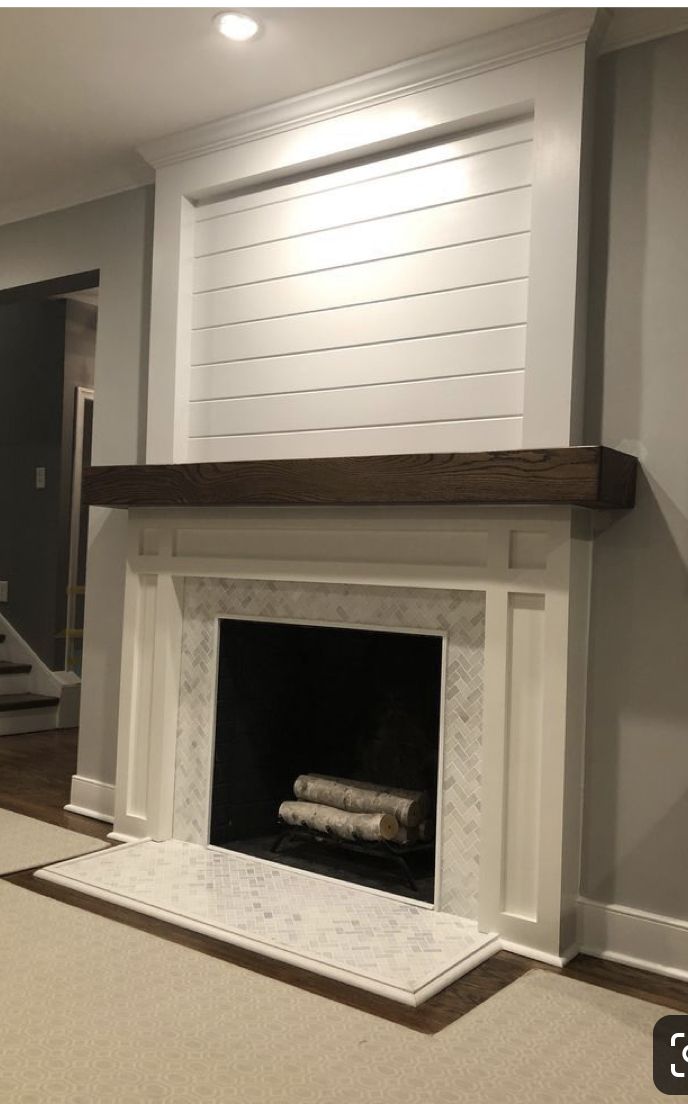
[0,628,79,736]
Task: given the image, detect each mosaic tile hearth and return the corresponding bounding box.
[173,577,485,920]
[39,841,498,1002]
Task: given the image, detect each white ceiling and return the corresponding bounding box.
[0,7,547,225]
[1,7,687,228]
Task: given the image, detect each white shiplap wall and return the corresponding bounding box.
[188,118,533,461]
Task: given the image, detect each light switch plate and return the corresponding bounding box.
[0,581,8,602]
[35,467,46,489]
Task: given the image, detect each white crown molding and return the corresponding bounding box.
[139,8,599,170]
[600,8,688,55]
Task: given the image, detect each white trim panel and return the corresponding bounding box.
[501,593,545,922]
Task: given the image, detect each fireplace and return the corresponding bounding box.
[42,504,603,1003]
[209,617,444,902]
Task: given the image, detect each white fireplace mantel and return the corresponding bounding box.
[109,503,591,965]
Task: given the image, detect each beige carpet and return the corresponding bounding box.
[0,879,667,1103]
[0,809,108,873]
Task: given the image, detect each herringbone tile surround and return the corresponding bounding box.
[173,578,485,921]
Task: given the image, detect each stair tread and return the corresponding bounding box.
[0,692,60,712]
[0,660,32,675]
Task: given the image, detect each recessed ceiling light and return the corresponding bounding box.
[214,11,261,42]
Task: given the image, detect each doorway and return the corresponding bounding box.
[0,272,99,673]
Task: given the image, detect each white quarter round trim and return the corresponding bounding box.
[499,938,578,969]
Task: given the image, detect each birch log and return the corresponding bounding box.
[279,800,398,842]
[293,774,427,828]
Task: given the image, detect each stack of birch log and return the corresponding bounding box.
[278,774,433,846]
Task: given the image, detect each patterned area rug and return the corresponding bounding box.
[0,808,108,873]
[0,878,666,1102]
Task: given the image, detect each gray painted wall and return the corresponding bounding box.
[0,299,66,667]
[0,186,154,788]
[581,32,688,921]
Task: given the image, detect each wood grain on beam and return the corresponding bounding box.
[82,447,637,511]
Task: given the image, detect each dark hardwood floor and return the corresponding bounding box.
[2,727,687,1034]
[0,727,107,839]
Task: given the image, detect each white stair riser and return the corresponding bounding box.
[0,673,32,695]
[0,613,81,733]
[0,707,59,737]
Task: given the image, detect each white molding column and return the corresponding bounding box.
[111,529,184,842]
[479,512,592,960]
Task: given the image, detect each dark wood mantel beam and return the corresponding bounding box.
[82,447,637,511]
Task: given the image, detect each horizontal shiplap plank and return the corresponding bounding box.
[195,143,532,256]
[190,326,526,401]
[188,370,524,438]
[194,119,534,223]
[186,416,523,462]
[193,234,530,329]
[194,188,531,293]
[191,280,528,365]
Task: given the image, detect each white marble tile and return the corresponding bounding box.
[173,577,485,920]
[38,841,498,1005]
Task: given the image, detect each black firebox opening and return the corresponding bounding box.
[209,617,443,901]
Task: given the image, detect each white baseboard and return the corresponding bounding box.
[66,774,115,824]
[500,939,578,968]
[578,896,688,982]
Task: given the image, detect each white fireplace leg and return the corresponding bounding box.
[111,549,183,842]
[479,512,592,962]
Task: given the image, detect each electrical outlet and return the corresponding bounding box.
[0,581,8,602]
[35,466,46,489]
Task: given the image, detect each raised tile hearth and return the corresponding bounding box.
[38,841,499,1006]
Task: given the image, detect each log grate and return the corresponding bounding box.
[271,825,434,894]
